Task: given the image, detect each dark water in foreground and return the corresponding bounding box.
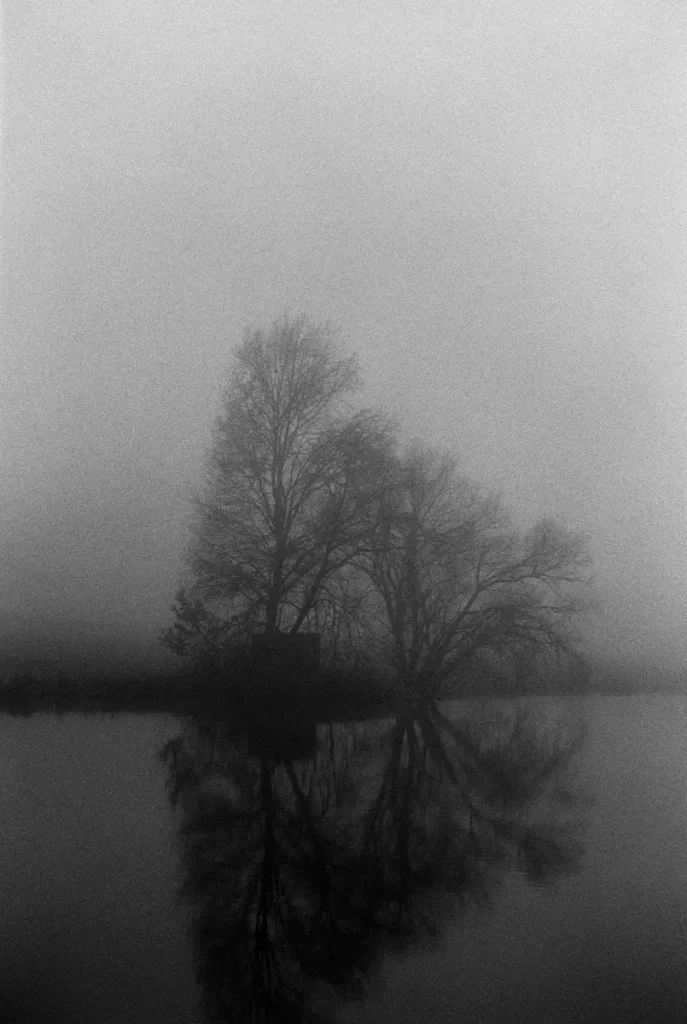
[0,696,685,1022]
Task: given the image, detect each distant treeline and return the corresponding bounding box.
[0,648,682,718]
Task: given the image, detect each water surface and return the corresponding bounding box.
[0,696,685,1022]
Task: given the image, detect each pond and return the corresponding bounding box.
[0,696,685,1023]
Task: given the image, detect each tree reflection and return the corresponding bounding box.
[161,701,588,1023]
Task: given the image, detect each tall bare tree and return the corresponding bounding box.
[352,441,593,697]
[183,314,396,644]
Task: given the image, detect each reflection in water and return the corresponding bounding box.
[161,699,587,1023]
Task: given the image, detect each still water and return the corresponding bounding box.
[0,696,685,1023]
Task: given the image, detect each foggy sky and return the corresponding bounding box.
[2,0,686,669]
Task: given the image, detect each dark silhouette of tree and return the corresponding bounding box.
[161,699,587,1022]
[358,698,586,946]
[161,715,373,1022]
[163,314,395,672]
[160,321,592,704]
[351,440,592,699]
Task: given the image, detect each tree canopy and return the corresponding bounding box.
[161,314,592,696]
[350,439,592,697]
[171,314,396,642]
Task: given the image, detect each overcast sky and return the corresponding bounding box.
[1,0,686,669]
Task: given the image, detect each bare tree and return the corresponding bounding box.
[182,314,396,645]
[352,440,593,697]
[300,569,380,675]
[162,319,590,696]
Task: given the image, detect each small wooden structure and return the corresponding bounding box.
[250,631,321,683]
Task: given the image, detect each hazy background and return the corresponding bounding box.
[1,0,686,676]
